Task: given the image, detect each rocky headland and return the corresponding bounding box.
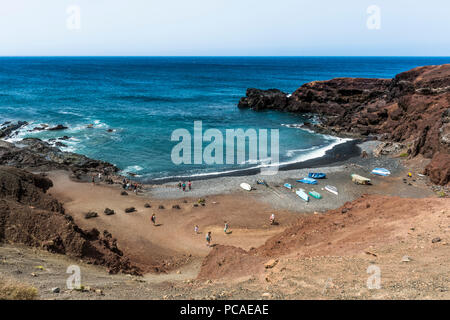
[238,64,450,185]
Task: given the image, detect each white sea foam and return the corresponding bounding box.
[123,165,144,172]
[150,136,352,181]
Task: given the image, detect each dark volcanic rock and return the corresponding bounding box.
[104,208,115,215]
[48,124,68,131]
[238,88,288,111]
[0,121,28,138]
[0,137,118,176]
[85,211,98,219]
[125,207,136,213]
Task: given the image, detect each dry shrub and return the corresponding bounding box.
[0,277,38,300]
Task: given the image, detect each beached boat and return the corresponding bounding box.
[325,185,338,195]
[240,182,252,191]
[297,177,318,185]
[308,173,326,179]
[296,189,309,202]
[351,174,371,185]
[256,179,267,186]
[284,183,292,189]
[371,168,391,176]
[309,191,322,199]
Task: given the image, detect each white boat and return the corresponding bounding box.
[325,185,338,195]
[371,168,391,176]
[296,189,309,202]
[240,182,252,191]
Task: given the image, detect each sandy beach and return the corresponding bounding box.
[35,139,438,277]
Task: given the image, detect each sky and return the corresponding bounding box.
[0,0,449,56]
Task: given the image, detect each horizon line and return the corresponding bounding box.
[1,55,449,58]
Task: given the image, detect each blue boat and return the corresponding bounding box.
[297,177,318,185]
[371,168,391,176]
[284,183,292,189]
[308,173,326,179]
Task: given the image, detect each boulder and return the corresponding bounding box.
[85,211,98,219]
[124,207,136,213]
[264,259,278,269]
[104,208,115,215]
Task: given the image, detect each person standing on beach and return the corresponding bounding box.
[182,182,186,192]
[151,214,156,226]
[188,180,192,191]
[270,213,275,225]
[194,225,199,234]
[224,221,229,234]
[206,231,212,247]
[178,181,182,189]
[92,176,95,185]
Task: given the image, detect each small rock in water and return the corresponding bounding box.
[48,124,68,131]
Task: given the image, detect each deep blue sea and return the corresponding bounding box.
[1,57,449,180]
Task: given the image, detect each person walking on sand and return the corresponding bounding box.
[188,180,192,191]
[92,176,95,185]
[270,213,275,225]
[182,182,186,192]
[224,221,229,234]
[151,214,156,226]
[178,181,182,189]
[194,225,199,234]
[206,231,212,247]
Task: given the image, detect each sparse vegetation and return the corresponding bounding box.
[0,277,38,300]
[399,152,409,158]
[436,191,446,198]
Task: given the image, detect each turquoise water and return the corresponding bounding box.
[1,57,449,180]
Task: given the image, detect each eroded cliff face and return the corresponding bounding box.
[0,166,141,275]
[238,64,450,185]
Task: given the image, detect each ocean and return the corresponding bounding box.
[1,56,449,181]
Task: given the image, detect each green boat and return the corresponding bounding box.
[308,191,322,199]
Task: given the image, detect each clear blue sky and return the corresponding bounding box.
[1,0,449,56]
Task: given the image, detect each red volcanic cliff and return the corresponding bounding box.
[239,64,450,185]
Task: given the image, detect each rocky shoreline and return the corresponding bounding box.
[238,64,450,185]
[1,121,118,180]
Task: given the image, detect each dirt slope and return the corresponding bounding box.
[198,194,449,280]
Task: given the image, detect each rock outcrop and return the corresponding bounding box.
[0,138,118,178]
[0,166,141,275]
[238,64,450,185]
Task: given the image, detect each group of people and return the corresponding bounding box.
[177,180,192,192]
[122,178,142,194]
